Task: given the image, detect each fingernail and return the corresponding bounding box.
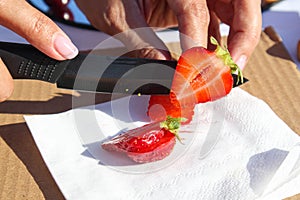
[235,55,247,70]
[54,33,78,59]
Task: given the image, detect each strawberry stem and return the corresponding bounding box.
[160,116,185,144]
[210,36,244,84]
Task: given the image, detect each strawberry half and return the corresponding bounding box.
[147,36,243,123]
[147,93,195,124]
[101,116,184,163]
[172,36,243,103]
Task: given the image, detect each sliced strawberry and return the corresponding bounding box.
[172,37,243,104]
[147,37,243,123]
[147,94,195,124]
[172,48,233,103]
[127,137,175,163]
[101,116,183,163]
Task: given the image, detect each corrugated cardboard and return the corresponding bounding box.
[0,27,300,200]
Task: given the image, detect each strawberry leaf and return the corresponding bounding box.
[210,36,244,84]
[160,116,185,143]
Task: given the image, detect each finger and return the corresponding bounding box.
[115,27,172,60]
[0,58,14,102]
[0,0,78,60]
[76,0,171,60]
[207,11,221,51]
[227,0,262,70]
[122,0,172,59]
[119,0,172,60]
[167,0,210,50]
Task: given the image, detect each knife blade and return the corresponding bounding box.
[0,41,247,94]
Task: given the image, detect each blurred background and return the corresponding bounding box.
[28,0,285,30]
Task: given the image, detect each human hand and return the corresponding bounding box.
[206,0,262,70]
[0,0,78,102]
[75,0,180,60]
[75,0,261,69]
[75,0,214,59]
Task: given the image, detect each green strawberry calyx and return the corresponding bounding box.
[210,36,244,84]
[160,116,186,143]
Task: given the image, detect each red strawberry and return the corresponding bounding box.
[172,36,243,103]
[101,116,184,163]
[147,94,195,124]
[147,37,243,123]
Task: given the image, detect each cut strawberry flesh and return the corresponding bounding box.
[101,121,177,163]
[175,47,212,77]
[101,116,184,163]
[188,60,233,102]
[147,94,195,124]
[127,137,176,163]
[172,47,233,103]
[125,128,174,153]
[147,45,234,124]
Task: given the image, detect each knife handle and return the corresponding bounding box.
[0,41,74,83]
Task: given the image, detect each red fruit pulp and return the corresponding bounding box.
[102,122,175,153]
[172,47,233,103]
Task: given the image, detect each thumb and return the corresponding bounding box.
[0,0,78,60]
[0,58,14,102]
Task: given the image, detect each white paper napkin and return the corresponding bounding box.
[24,88,300,200]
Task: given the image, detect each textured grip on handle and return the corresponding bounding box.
[15,56,60,82]
[0,41,69,83]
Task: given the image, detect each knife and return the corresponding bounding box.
[0,41,246,94]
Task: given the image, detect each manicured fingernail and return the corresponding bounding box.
[54,33,78,59]
[235,55,247,70]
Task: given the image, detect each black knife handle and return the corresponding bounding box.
[0,41,74,83]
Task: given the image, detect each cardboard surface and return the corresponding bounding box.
[0,27,300,200]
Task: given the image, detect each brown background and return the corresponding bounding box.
[0,27,300,200]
